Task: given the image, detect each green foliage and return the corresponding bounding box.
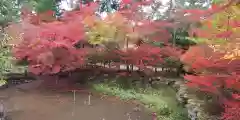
[0,0,20,27]
[170,27,196,48]
[0,34,26,78]
[0,79,7,86]
[33,0,58,13]
[0,35,14,77]
[93,83,189,120]
[212,0,224,4]
[0,0,59,28]
[174,36,196,46]
[0,46,13,75]
[152,41,165,47]
[20,0,60,14]
[186,37,227,44]
[99,0,119,13]
[164,57,182,66]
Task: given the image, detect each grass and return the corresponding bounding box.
[92,83,189,120]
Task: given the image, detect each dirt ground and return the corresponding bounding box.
[0,86,152,120]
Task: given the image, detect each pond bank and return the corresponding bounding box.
[92,83,189,120]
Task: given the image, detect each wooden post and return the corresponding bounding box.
[71,90,76,116]
[88,92,91,105]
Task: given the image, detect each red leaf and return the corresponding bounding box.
[216,30,233,38]
[51,65,61,74]
[184,75,218,88]
[232,94,240,100]
[230,20,240,28]
[28,65,43,75]
[122,0,132,4]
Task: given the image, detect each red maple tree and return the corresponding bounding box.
[11,1,182,76]
[181,0,240,119]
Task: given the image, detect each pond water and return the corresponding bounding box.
[0,88,152,120]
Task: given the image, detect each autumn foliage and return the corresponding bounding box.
[10,1,182,75]
[181,1,240,119]
[7,0,240,119]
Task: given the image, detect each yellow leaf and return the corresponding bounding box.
[0,79,7,86]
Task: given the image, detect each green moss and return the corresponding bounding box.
[92,83,189,120]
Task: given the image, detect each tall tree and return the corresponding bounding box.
[0,0,19,32]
